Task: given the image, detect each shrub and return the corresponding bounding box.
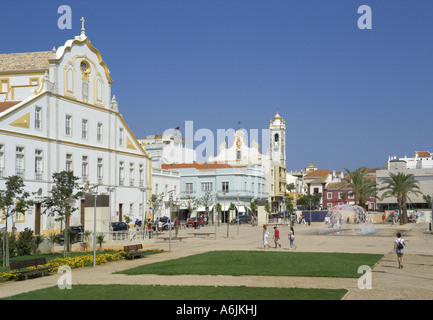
[16,228,35,256]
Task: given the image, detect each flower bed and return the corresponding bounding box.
[0,249,164,282]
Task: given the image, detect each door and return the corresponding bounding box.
[119,203,123,222]
[80,199,85,226]
[34,203,41,235]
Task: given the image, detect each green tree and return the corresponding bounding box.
[422,194,432,208]
[0,175,33,266]
[42,171,83,256]
[342,168,377,209]
[34,234,45,254]
[227,203,237,237]
[380,172,421,224]
[250,200,257,227]
[198,191,214,222]
[42,171,83,230]
[215,202,222,226]
[297,193,322,210]
[96,233,106,251]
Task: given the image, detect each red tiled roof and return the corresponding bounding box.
[162,162,234,170]
[305,170,330,177]
[415,151,431,158]
[0,101,21,113]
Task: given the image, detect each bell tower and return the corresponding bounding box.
[269,112,286,167]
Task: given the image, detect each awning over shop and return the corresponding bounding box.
[197,206,214,212]
[237,205,246,213]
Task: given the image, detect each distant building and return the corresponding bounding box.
[140,131,196,168]
[377,151,433,210]
[162,162,268,222]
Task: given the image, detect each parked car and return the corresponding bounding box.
[231,215,252,224]
[152,216,174,230]
[58,226,84,246]
[185,217,205,228]
[111,222,129,231]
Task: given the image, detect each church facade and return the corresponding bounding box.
[207,113,287,212]
[0,22,151,234]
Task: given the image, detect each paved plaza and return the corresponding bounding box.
[1,221,432,300]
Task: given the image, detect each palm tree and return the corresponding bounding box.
[380,172,421,224]
[343,168,376,209]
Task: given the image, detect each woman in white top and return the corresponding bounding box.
[394,232,406,269]
[263,225,270,249]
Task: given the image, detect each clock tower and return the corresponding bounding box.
[270,112,286,167]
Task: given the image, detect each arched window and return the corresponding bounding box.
[274,133,279,142]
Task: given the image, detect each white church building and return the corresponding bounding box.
[208,112,287,212]
[0,20,151,235]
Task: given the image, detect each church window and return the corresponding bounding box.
[0,144,4,178]
[119,128,124,146]
[119,161,125,186]
[82,119,88,140]
[15,146,25,178]
[35,107,42,130]
[65,115,72,136]
[97,158,103,184]
[35,149,43,180]
[66,153,73,172]
[236,150,241,160]
[82,156,88,182]
[97,123,103,142]
[274,134,279,142]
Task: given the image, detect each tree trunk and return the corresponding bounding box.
[401,197,408,224]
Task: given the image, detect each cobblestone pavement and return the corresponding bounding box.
[1,221,432,300]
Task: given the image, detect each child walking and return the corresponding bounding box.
[273,226,281,248]
[289,227,296,249]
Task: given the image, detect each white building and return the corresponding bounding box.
[0,21,151,234]
[140,131,196,169]
[377,151,433,210]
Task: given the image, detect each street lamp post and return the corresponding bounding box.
[93,189,98,267]
[106,187,114,235]
[236,194,240,236]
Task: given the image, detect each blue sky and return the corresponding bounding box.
[2,0,433,172]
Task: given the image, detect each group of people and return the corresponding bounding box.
[262,224,407,269]
[262,225,296,250]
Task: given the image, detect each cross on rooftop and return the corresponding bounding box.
[81,17,86,35]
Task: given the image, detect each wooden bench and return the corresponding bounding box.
[162,236,188,242]
[123,244,146,259]
[188,232,215,237]
[10,257,52,280]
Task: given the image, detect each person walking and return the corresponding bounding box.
[174,217,180,237]
[273,226,281,248]
[289,227,296,249]
[394,232,406,269]
[263,225,270,249]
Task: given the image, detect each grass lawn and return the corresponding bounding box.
[1,284,348,300]
[118,251,383,278]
